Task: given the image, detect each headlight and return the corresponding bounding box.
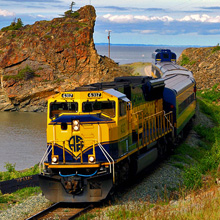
[88,155,95,163]
[52,156,58,164]
[73,120,80,131]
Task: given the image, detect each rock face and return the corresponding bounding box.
[178,47,220,90]
[0,5,128,112]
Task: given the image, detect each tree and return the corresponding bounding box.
[70,1,75,13]
[16,18,23,29]
[64,1,79,18]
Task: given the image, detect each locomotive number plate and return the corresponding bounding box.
[62,93,73,98]
[88,92,102,98]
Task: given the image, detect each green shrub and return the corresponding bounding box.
[3,65,35,81]
[0,163,39,182]
[4,162,16,173]
[64,10,79,18]
[18,65,35,80]
[1,18,23,31]
[180,54,190,65]
[212,44,220,53]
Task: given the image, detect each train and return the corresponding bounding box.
[39,49,196,203]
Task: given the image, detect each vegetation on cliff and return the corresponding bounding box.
[1,18,23,32]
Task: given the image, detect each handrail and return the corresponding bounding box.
[97,123,115,183]
[39,145,52,174]
[163,110,174,137]
[98,142,115,183]
[132,110,174,148]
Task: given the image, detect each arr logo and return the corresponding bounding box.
[69,136,84,152]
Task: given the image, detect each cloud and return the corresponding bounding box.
[3,0,62,2]
[0,9,14,17]
[178,14,220,23]
[97,6,166,12]
[101,14,174,23]
[96,13,220,36]
[137,30,156,34]
[98,6,128,11]
[100,13,220,24]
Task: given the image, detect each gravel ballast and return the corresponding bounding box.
[0,194,50,220]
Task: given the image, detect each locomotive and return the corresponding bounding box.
[39,49,196,203]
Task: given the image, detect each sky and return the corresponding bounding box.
[1,0,220,46]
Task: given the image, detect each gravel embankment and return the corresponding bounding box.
[117,162,182,203]
[0,194,50,220]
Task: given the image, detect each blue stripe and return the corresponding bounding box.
[51,115,106,123]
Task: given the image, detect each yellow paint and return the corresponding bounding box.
[177,100,196,129]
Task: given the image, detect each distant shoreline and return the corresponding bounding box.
[95,43,204,47]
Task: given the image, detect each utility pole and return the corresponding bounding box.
[107,30,111,58]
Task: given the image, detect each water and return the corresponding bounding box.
[0,46,187,171]
[0,112,47,171]
[95,45,187,64]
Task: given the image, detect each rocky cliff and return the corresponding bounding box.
[0,5,128,112]
[178,46,220,90]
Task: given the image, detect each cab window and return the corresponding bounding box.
[119,100,127,116]
[82,101,115,117]
[50,102,78,118]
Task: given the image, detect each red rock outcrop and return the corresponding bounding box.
[0,5,128,111]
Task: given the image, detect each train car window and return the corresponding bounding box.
[163,53,169,59]
[119,100,127,116]
[178,93,195,115]
[156,53,161,59]
[171,53,176,59]
[82,101,115,117]
[50,102,78,118]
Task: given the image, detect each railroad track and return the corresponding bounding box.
[27,202,93,220]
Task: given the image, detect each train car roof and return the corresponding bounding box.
[155,62,193,78]
[162,74,195,95]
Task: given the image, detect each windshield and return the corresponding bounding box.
[82,101,115,117]
[50,102,78,118]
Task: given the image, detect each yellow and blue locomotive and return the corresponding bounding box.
[39,49,196,203]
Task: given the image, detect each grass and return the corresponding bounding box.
[0,163,39,181]
[0,187,41,211]
[179,54,196,66]
[98,186,220,219]
[197,84,220,104]
[120,62,151,76]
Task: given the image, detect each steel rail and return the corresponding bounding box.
[26,202,93,220]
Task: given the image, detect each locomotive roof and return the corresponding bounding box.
[73,76,153,92]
